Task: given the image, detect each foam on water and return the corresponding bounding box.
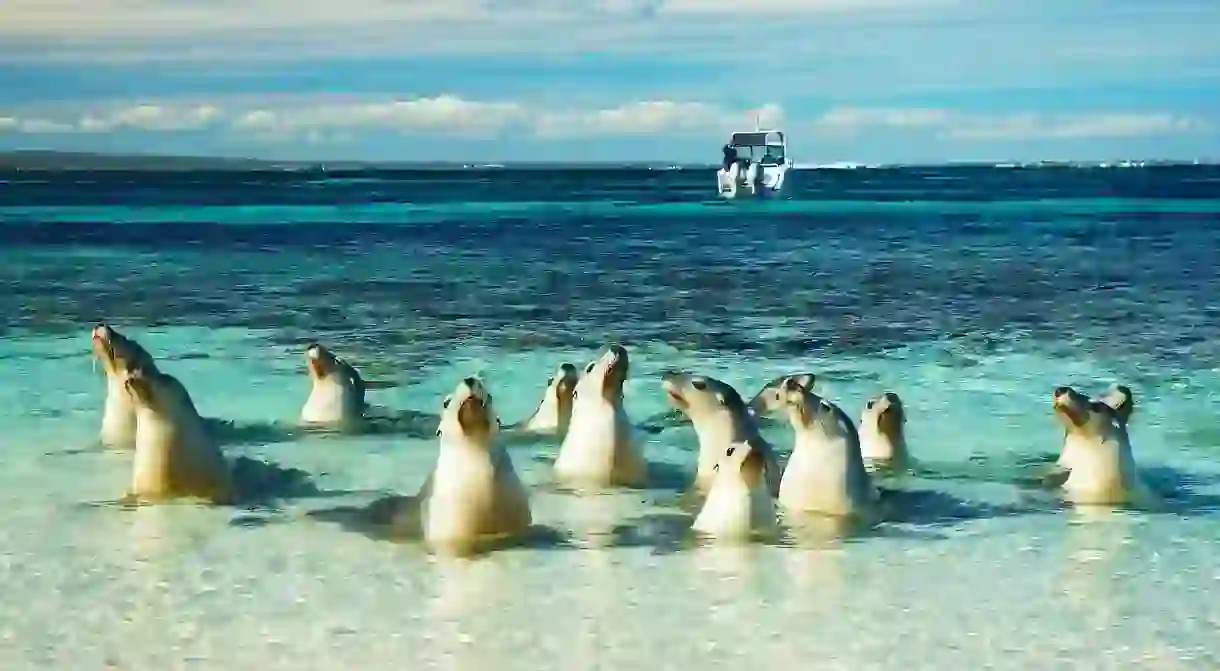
[2,326,1220,669]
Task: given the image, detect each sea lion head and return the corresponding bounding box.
[1052,385,1127,440]
[439,376,500,442]
[305,342,346,382]
[549,362,580,404]
[661,371,747,419]
[1096,384,1135,426]
[861,391,905,441]
[123,364,190,416]
[780,375,840,433]
[575,344,629,404]
[748,372,816,418]
[712,438,768,488]
[91,323,156,377]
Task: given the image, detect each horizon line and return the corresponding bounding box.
[0,149,1216,171]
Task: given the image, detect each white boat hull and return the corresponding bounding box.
[717,162,790,198]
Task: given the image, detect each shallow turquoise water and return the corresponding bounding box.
[3,327,1219,669]
[2,165,1219,669]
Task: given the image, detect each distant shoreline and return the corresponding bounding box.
[0,150,1213,172]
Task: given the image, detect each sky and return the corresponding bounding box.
[1,0,1218,164]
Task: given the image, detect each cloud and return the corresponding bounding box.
[0,96,787,140]
[812,106,1212,141]
[536,102,783,138]
[0,98,1209,150]
[232,96,530,137]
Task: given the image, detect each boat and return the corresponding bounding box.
[716,127,792,198]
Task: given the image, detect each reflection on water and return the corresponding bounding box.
[1059,507,1137,631]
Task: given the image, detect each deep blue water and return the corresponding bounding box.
[2,166,1218,372]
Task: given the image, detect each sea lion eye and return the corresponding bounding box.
[547,376,554,385]
[435,428,441,436]
[442,397,451,408]
[691,379,707,391]
[725,446,735,457]
[866,399,875,409]
[585,362,596,373]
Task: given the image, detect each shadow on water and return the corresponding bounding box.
[75,458,373,516]
[877,486,1053,527]
[636,408,688,435]
[204,417,299,446]
[305,494,576,557]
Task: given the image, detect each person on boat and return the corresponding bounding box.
[722,144,738,172]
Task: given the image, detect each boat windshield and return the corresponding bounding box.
[728,143,785,165]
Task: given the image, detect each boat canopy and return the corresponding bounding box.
[729,130,785,147]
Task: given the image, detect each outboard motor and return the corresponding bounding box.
[744,162,759,194]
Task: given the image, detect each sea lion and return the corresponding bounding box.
[858,391,910,472]
[123,364,235,504]
[553,345,647,489]
[505,362,579,439]
[661,371,782,496]
[747,372,816,424]
[691,439,778,541]
[90,323,159,448]
[1051,385,1155,507]
[421,376,532,552]
[1057,384,1134,471]
[776,376,878,519]
[635,372,816,434]
[299,342,366,428]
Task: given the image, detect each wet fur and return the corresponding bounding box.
[747,372,816,424]
[554,346,647,488]
[421,376,532,553]
[505,362,579,439]
[1057,384,1134,472]
[91,323,159,448]
[300,343,367,428]
[778,377,878,519]
[859,391,910,472]
[662,371,782,497]
[691,440,777,541]
[1052,385,1155,507]
[125,366,235,504]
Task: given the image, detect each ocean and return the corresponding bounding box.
[1,164,1218,669]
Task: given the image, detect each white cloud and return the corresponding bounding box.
[79,104,223,132]
[813,106,1212,140]
[536,102,782,137]
[0,96,785,139]
[0,98,1210,145]
[17,119,77,134]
